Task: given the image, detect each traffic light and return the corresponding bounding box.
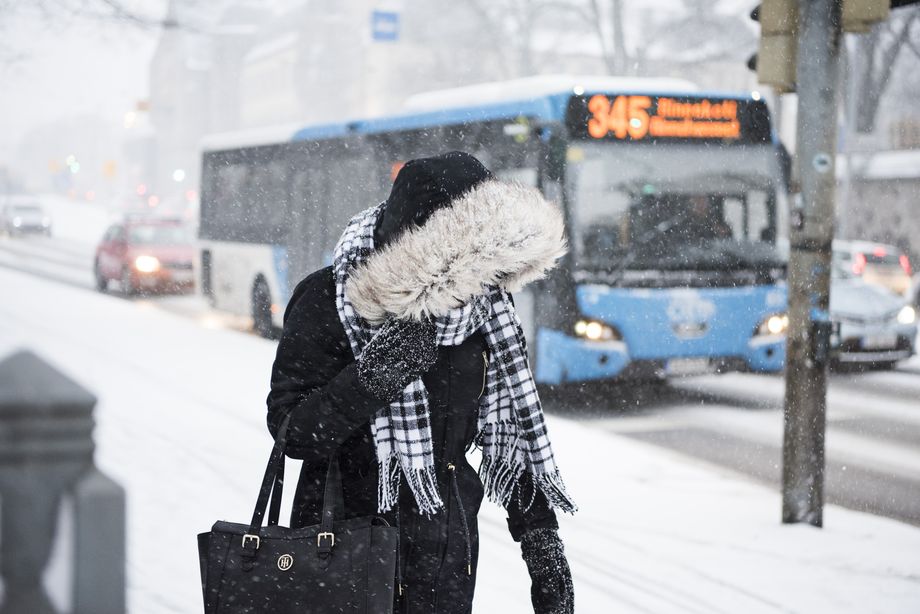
[748,1,896,92]
[749,0,798,93]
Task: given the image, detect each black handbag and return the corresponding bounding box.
[197,415,398,613]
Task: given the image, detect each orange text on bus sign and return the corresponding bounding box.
[587,95,741,140]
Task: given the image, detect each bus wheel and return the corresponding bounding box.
[252,279,274,339]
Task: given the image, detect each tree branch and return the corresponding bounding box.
[855,12,915,133]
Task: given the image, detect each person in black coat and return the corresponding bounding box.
[267,151,576,614]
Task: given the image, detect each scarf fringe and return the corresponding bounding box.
[479,421,578,514]
[479,452,525,507]
[377,455,444,515]
[534,471,578,514]
[376,455,401,513]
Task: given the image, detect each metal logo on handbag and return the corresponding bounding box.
[197,414,399,613]
[277,554,294,571]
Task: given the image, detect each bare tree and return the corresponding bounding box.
[851,6,920,133]
[645,0,756,64]
[586,0,629,74]
[0,0,184,64]
[465,0,602,77]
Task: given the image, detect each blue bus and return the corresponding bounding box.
[199,76,789,380]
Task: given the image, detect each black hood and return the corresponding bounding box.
[374,151,492,248]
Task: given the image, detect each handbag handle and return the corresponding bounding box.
[267,454,285,527]
[244,412,345,552]
[317,455,345,554]
[247,413,291,537]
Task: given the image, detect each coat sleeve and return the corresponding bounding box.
[266,267,385,462]
[505,473,559,542]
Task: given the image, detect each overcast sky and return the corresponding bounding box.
[0,2,166,165]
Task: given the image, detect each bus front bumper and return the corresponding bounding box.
[534,329,785,385]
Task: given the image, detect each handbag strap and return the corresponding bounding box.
[245,411,346,554]
[267,454,285,527]
[317,455,344,555]
[247,413,292,537]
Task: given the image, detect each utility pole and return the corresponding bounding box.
[781,0,843,527]
[749,0,899,527]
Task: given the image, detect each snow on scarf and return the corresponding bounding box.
[332,179,577,515]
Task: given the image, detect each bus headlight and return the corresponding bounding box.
[897,305,916,325]
[134,255,160,273]
[574,319,621,342]
[757,313,789,336]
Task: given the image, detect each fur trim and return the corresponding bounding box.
[347,180,567,323]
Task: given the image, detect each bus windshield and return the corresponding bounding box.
[567,142,784,276]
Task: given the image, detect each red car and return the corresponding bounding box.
[94,219,195,295]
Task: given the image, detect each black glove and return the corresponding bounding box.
[521,528,575,614]
[357,318,438,402]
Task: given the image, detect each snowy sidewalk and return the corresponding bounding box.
[1,265,919,613]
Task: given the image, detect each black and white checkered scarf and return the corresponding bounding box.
[332,181,576,515]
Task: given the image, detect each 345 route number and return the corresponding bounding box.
[587,94,651,140]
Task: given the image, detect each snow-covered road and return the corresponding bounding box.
[3,258,920,612]
[571,361,920,527]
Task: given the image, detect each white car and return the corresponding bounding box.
[833,239,912,297]
[1,203,52,236]
[831,258,917,368]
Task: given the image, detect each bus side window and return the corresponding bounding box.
[288,162,327,277]
[212,159,250,241]
[249,157,289,244]
[322,145,387,265]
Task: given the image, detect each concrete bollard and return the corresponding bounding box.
[73,468,126,614]
[0,350,125,614]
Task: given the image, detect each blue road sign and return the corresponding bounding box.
[371,10,399,42]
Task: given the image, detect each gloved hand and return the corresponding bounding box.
[521,528,575,614]
[357,318,438,402]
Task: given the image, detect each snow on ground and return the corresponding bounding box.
[2,266,920,613]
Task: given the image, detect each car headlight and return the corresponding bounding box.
[573,319,621,341]
[757,313,789,336]
[12,217,21,227]
[134,255,160,273]
[897,305,916,325]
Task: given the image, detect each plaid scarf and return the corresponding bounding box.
[333,203,576,515]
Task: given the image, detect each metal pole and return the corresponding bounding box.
[782,0,843,527]
[838,36,856,239]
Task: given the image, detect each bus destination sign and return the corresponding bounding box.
[566,94,771,144]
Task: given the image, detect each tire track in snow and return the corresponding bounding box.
[561,518,799,614]
[0,238,92,271]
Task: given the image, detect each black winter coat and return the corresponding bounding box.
[267,267,558,614]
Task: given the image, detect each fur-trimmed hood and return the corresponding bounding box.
[346,180,567,324]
